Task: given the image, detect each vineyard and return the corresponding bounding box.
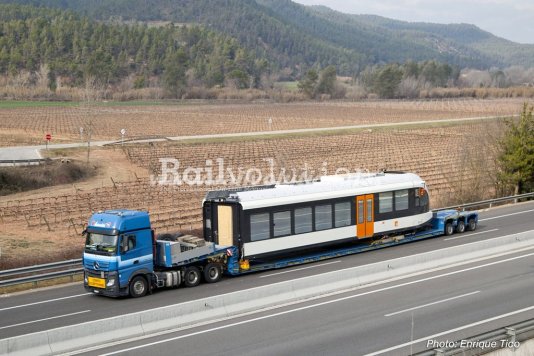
[0,98,523,147]
[0,105,506,268]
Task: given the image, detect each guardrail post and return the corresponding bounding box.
[505,327,517,351]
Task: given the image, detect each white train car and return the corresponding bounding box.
[203,172,432,260]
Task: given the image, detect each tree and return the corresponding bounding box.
[297,69,318,98]
[373,65,403,98]
[163,48,188,98]
[316,65,337,96]
[498,103,534,195]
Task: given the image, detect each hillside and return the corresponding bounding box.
[3,0,534,73]
[0,4,269,93]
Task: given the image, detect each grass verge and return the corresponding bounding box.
[0,274,83,295]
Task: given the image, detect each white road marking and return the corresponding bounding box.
[444,229,499,241]
[0,310,91,330]
[259,260,342,278]
[0,293,91,312]
[98,251,534,355]
[479,209,534,221]
[365,305,534,356]
[384,291,480,317]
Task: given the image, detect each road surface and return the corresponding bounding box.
[0,202,532,355]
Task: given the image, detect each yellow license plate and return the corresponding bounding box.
[88,276,106,289]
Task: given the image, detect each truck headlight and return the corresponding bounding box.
[107,278,115,287]
[84,274,88,283]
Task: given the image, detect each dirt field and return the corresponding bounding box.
[0,98,523,146]
[0,98,522,269]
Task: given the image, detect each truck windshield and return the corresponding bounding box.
[85,233,118,255]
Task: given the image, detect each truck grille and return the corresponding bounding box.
[83,259,110,270]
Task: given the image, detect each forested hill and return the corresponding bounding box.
[3,0,534,73]
[0,4,269,93]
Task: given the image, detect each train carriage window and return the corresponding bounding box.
[395,190,409,211]
[295,207,312,234]
[250,213,270,241]
[335,201,351,227]
[358,200,364,224]
[273,211,291,237]
[315,204,332,231]
[378,192,393,213]
[366,198,373,222]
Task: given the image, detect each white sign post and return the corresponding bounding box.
[120,128,126,145]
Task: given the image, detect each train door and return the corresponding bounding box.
[356,194,374,238]
[217,205,234,246]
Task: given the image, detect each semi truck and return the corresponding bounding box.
[83,173,479,298]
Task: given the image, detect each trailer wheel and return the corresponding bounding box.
[129,276,148,298]
[445,222,454,236]
[456,220,466,233]
[203,263,222,283]
[468,218,477,231]
[184,266,201,287]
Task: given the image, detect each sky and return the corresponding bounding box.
[292,0,534,44]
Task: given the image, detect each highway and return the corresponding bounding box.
[0,201,533,354]
[85,245,534,356]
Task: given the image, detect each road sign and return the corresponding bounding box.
[45,133,52,141]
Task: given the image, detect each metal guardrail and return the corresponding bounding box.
[413,318,534,355]
[1,193,532,288]
[0,259,83,288]
[0,158,46,166]
[436,192,534,212]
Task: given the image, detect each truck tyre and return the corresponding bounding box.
[130,276,148,298]
[456,220,466,233]
[468,218,477,231]
[203,263,222,283]
[184,266,201,287]
[445,222,454,236]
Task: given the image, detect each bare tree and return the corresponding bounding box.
[80,76,104,165]
[440,120,505,206]
[35,64,50,90]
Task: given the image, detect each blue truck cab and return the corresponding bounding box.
[83,210,155,297]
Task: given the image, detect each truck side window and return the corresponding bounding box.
[121,235,136,253]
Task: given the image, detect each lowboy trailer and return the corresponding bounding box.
[83,173,478,298]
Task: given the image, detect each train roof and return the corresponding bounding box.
[205,172,426,210]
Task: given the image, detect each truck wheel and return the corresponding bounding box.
[203,263,222,283]
[184,266,201,287]
[456,220,466,233]
[468,218,477,231]
[445,222,454,236]
[130,276,148,298]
